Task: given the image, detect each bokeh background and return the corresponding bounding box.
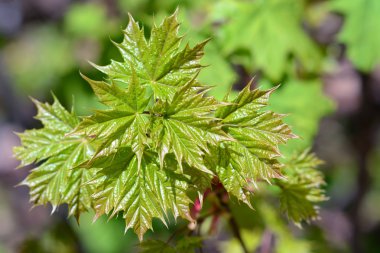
[0,0,379,252]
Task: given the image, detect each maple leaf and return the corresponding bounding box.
[150,77,229,174]
[214,84,296,205]
[88,147,193,241]
[74,71,151,164]
[92,10,207,100]
[331,0,380,71]
[70,13,229,239]
[14,97,95,219]
[204,144,254,207]
[276,150,326,224]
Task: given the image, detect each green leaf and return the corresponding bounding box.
[331,0,380,71]
[14,97,95,219]
[204,144,254,207]
[89,148,193,241]
[73,12,230,238]
[74,71,151,163]
[217,0,321,81]
[217,84,296,167]
[214,84,296,205]
[277,150,326,224]
[150,78,228,174]
[93,11,207,100]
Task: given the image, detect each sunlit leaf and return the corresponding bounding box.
[74,71,151,163]
[14,98,95,219]
[213,84,296,205]
[93,10,207,100]
[89,148,193,241]
[150,78,228,174]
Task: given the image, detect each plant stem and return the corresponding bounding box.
[228,214,249,253]
[214,181,249,253]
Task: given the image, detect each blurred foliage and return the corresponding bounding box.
[220,199,314,253]
[64,3,109,39]
[19,220,79,253]
[72,213,136,253]
[261,79,335,155]
[3,26,73,97]
[140,237,203,253]
[331,0,380,72]
[213,0,322,81]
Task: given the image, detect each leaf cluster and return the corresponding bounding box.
[14,11,325,241]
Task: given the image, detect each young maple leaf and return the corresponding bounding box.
[92,10,208,100]
[87,148,193,241]
[213,84,297,206]
[277,150,327,225]
[150,77,229,174]
[74,70,151,165]
[72,13,227,239]
[14,97,95,220]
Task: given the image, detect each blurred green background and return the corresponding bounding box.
[0,0,379,252]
